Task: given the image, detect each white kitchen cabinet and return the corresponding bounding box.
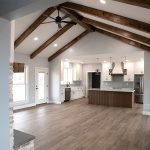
[73,63,82,81]
[134,61,144,74]
[71,87,85,100]
[124,62,134,81]
[60,87,65,102]
[102,63,111,81]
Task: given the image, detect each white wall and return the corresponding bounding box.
[49,57,61,103]
[14,52,49,106]
[144,51,150,115]
[0,18,12,150]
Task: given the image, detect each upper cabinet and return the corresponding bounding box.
[73,63,83,81]
[124,62,134,81]
[134,61,144,74]
[102,62,111,81]
[61,61,73,85]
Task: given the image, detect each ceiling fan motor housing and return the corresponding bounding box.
[56,16,62,24]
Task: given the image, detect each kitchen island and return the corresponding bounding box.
[88,89,134,108]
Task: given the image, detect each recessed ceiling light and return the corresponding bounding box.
[103,61,107,63]
[34,37,38,41]
[100,0,106,4]
[125,60,129,62]
[54,43,58,47]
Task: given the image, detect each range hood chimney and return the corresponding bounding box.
[109,62,127,75]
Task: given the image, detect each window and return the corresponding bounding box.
[13,66,28,103]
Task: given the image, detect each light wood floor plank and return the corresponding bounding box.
[14,99,150,150]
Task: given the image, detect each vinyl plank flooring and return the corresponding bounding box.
[14,99,150,150]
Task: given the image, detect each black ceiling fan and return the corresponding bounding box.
[42,7,75,29]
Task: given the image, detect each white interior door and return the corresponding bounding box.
[35,68,49,105]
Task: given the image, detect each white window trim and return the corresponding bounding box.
[13,65,29,106]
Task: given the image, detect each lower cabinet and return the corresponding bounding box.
[71,87,85,100]
[60,86,85,102]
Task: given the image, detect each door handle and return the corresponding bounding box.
[36,86,39,90]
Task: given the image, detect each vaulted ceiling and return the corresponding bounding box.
[14,0,150,61]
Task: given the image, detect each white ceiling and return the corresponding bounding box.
[14,0,149,62]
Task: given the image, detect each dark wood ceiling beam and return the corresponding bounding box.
[30,23,75,59]
[48,30,89,61]
[96,28,150,51]
[60,8,94,32]
[113,0,150,9]
[14,7,56,49]
[82,17,150,46]
[61,2,150,33]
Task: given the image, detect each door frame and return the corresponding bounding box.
[35,67,49,105]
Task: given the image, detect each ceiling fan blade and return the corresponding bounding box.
[61,14,70,20]
[43,14,55,20]
[58,23,62,29]
[48,16,56,20]
[61,21,76,25]
[41,21,55,24]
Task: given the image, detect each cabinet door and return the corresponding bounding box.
[134,61,144,74]
[102,63,111,81]
[73,63,82,81]
[124,62,134,81]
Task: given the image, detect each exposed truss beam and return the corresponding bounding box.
[48,30,89,61]
[82,17,150,46]
[61,2,150,33]
[96,28,150,51]
[15,7,56,49]
[30,23,75,59]
[113,0,150,9]
[60,8,94,32]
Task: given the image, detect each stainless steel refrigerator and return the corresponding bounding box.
[134,74,144,104]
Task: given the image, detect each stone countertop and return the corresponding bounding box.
[88,88,135,93]
[14,129,35,149]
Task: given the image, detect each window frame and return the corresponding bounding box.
[13,65,29,105]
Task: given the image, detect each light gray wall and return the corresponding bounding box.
[14,52,49,105]
[0,18,11,150]
[144,51,150,115]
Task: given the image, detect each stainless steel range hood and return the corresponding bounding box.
[109,62,127,76]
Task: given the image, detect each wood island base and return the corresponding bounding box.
[88,89,134,108]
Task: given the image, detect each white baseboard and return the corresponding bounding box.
[14,103,36,110]
[143,111,150,116]
[49,101,62,104]
[143,104,150,115]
